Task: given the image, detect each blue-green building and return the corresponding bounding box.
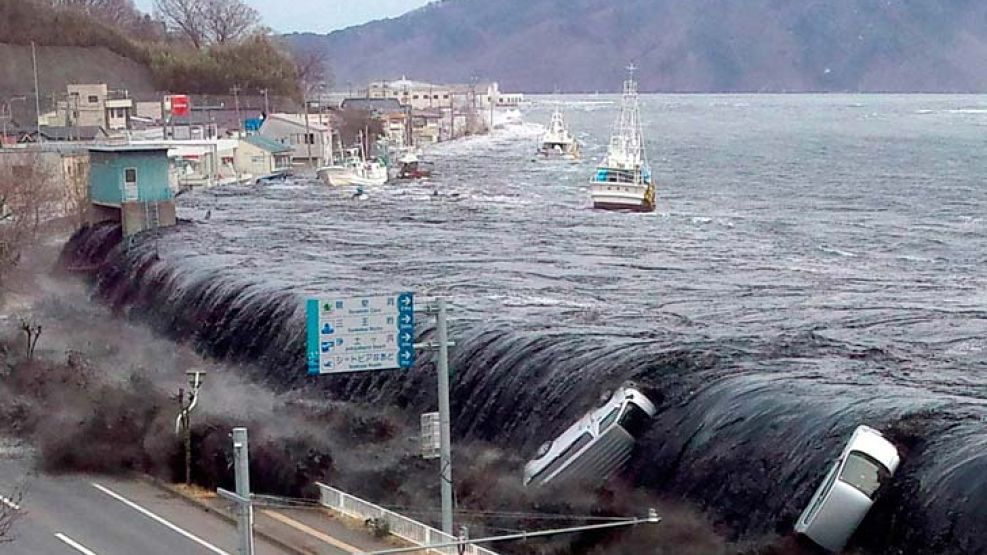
[88,145,176,235]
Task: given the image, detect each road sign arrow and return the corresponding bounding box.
[401,332,412,343]
[401,314,412,325]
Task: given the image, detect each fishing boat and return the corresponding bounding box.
[317,142,388,187]
[396,151,434,180]
[588,65,655,212]
[537,108,580,159]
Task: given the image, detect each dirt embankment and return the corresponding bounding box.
[0,44,157,122]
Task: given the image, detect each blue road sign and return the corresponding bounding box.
[306,293,415,375]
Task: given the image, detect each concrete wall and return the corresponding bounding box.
[120,200,176,236]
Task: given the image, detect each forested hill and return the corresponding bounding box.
[285,0,987,93]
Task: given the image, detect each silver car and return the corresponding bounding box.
[795,425,901,552]
[523,383,657,487]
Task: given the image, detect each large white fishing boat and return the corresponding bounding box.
[537,108,580,159]
[589,65,655,212]
[317,144,388,187]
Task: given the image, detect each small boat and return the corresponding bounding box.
[588,65,656,212]
[537,108,580,159]
[396,151,434,180]
[317,146,388,187]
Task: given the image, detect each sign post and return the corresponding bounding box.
[305,292,455,535]
[306,293,415,375]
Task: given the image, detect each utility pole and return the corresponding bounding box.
[175,370,206,487]
[31,41,42,143]
[303,81,314,167]
[231,85,242,137]
[259,88,270,116]
[415,298,455,534]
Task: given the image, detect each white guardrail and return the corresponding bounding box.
[316,483,500,555]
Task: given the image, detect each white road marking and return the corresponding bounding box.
[0,495,20,511]
[54,533,99,555]
[91,482,230,555]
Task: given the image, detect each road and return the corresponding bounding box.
[0,458,391,555]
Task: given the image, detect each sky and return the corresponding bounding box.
[132,0,434,34]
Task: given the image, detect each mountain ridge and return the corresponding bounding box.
[285,0,987,93]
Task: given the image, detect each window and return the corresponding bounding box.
[531,432,593,484]
[88,95,99,104]
[413,95,419,100]
[306,133,316,145]
[123,167,138,201]
[598,408,621,432]
[433,94,439,99]
[443,94,450,99]
[839,452,889,499]
[803,461,841,525]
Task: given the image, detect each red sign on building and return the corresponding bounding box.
[168,94,190,117]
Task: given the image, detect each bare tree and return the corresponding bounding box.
[154,0,259,48]
[154,0,207,48]
[47,0,142,28]
[201,0,260,45]
[0,153,58,291]
[290,41,333,89]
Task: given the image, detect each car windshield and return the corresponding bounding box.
[839,451,890,498]
[598,406,621,431]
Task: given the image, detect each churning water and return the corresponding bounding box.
[68,95,986,553]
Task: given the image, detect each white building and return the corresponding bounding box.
[366,78,524,111]
[258,113,332,166]
[60,84,135,131]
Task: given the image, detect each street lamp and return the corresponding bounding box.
[1,96,26,148]
[175,370,207,486]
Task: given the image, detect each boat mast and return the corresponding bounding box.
[608,64,645,168]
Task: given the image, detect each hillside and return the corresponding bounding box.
[285,0,987,93]
[0,44,157,121]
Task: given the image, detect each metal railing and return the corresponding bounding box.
[316,483,500,555]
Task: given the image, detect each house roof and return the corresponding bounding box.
[35,126,107,141]
[340,98,406,113]
[88,145,170,153]
[243,135,293,154]
[263,113,332,132]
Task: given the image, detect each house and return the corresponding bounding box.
[340,98,411,149]
[59,84,135,131]
[410,109,443,145]
[258,113,332,166]
[88,145,176,236]
[236,136,293,180]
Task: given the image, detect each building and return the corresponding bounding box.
[410,110,443,145]
[258,113,333,166]
[58,84,135,131]
[366,78,524,111]
[340,98,411,149]
[236,136,293,180]
[19,126,109,143]
[88,145,176,236]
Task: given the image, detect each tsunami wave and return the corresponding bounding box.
[60,222,987,554]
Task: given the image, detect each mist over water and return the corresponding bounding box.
[67,95,987,553]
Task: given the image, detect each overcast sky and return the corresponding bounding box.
[132,0,434,33]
